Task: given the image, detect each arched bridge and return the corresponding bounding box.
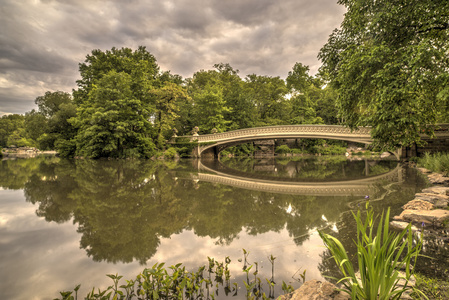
[173,124,449,159]
[185,125,373,158]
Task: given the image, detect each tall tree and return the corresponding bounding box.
[0,114,25,147]
[319,0,449,149]
[73,46,159,107]
[73,71,155,158]
[286,63,323,125]
[244,74,289,126]
[192,83,232,133]
[24,110,48,144]
[149,82,190,147]
[71,46,161,157]
[30,91,76,151]
[35,91,72,118]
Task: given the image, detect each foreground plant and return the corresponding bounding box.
[318,202,426,299]
[55,250,298,300]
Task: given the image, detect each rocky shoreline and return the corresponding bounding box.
[390,168,449,233]
[279,166,449,300]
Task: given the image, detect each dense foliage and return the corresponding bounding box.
[319,0,449,150]
[417,152,449,176]
[4,0,449,159]
[0,47,339,158]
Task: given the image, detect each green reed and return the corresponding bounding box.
[55,249,297,300]
[318,202,427,299]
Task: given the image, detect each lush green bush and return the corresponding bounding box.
[319,202,425,299]
[172,141,198,158]
[275,145,291,154]
[223,143,255,157]
[311,144,346,155]
[418,152,449,176]
[164,147,178,159]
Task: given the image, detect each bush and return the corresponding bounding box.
[318,202,425,299]
[275,145,291,154]
[164,148,178,159]
[418,152,449,176]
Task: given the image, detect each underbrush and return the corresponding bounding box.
[411,273,449,299]
[418,152,449,176]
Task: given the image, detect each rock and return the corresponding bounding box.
[394,209,449,227]
[402,199,435,210]
[417,167,432,174]
[414,193,449,208]
[390,221,419,232]
[421,186,449,196]
[427,173,449,185]
[278,280,349,300]
[380,152,391,158]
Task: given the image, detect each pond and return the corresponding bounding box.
[0,155,436,299]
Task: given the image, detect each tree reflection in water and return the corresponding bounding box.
[2,156,442,281]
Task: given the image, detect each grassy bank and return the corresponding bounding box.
[417,152,449,176]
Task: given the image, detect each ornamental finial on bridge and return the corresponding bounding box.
[192,126,199,136]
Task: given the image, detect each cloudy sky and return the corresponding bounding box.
[0,0,346,116]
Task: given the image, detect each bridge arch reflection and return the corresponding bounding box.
[192,159,403,196]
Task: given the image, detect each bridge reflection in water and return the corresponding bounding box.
[188,158,403,197]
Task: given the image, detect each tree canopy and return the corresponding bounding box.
[3,46,344,157]
[319,0,449,149]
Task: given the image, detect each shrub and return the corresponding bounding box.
[418,152,449,176]
[164,148,178,159]
[318,202,425,299]
[275,145,291,154]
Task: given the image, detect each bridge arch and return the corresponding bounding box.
[188,125,374,158]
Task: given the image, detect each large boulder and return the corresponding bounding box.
[421,187,449,196]
[414,193,449,208]
[278,280,349,300]
[394,209,449,227]
[402,199,434,210]
[426,173,449,185]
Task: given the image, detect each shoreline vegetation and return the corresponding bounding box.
[56,251,298,300]
[54,201,432,300]
[51,152,449,300]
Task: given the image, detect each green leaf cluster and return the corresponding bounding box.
[319,0,449,150]
[318,202,425,299]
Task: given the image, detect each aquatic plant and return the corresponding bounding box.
[318,202,426,299]
[55,250,298,300]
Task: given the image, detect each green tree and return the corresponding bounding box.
[193,83,232,133]
[73,46,159,106]
[244,74,289,126]
[188,68,234,134]
[35,91,72,118]
[28,91,76,152]
[24,110,48,144]
[0,114,25,147]
[73,71,156,158]
[213,63,255,130]
[149,82,190,148]
[319,0,449,149]
[286,63,324,125]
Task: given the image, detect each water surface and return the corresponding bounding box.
[0,156,431,299]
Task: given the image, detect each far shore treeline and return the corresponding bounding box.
[1,0,448,158]
[0,47,342,158]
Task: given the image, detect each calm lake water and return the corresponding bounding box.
[0,155,442,299]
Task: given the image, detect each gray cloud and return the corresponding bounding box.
[0,0,345,115]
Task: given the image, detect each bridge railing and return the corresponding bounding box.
[181,125,372,143]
